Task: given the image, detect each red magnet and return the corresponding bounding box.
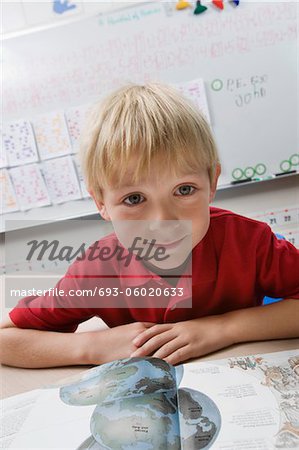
[212,0,224,9]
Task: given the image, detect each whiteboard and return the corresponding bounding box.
[2,2,298,189]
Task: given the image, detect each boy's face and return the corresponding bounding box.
[92,159,220,268]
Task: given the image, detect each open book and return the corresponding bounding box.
[60,356,220,449]
[2,349,299,449]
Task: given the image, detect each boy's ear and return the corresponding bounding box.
[89,190,111,221]
[209,164,221,203]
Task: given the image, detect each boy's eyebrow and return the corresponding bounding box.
[114,173,203,191]
[114,182,139,190]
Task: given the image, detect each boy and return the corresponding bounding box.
[1,83,299,368]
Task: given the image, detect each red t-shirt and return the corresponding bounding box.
[9,207,299,332]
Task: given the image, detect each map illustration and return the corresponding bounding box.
[60,357,221,449]
[4,350,298,449]
[227,353,299,448]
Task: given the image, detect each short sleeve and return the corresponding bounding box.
[256,224,299,300]
[8,233,131,331]
[9,271,95,332]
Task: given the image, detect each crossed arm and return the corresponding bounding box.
[1,298,298,368]
[130,298,299,365]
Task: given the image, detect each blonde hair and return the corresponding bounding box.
[80,83,220,200]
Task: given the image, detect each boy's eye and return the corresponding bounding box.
[123,186,196,206]
[176,185,196,196]
[123,194,144,206]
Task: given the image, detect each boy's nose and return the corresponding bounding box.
[147,219,184,245]
[149,220,176,231]
[150,205,178,222]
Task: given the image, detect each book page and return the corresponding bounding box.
[0,390,41,449]
[7,358,180,449]
[3,389,94,449]
[3,350,298,449]
[180,350,299,449]
[60,358,181,449]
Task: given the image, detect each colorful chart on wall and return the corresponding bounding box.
[2,1,297,188]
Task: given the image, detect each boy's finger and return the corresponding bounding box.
[131,331,174,357]
[164,345,190,366]
[133,324,172,346]
[152,338,183,360]
[142,322,157,327]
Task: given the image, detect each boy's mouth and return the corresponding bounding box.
[152,236,187,249]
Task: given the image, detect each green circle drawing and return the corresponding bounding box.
[255,163,266,176]
[211,79,223,92]
[232,168,244,180]
[290,154,299,166]
[280,160,292,172]
[244,166,255,178]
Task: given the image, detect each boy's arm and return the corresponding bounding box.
[131,299,299,365]
[0,318,155,368]
[0,318,83,368]
[223,298,299,342]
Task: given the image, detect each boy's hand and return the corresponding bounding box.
[130,315,233,365]
[82,322,156,365]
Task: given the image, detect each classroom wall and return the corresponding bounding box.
[1,2,298,288]
[2,0,132,35]
[213,175,299,217]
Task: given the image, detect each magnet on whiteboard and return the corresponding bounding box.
[212,0,224,10]
[176,0,192,10]
[194,1,208,15]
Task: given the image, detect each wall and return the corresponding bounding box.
[1,2,298,317]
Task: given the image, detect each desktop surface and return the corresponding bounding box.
[1,338,298,399]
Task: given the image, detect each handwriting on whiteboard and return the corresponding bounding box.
[3,3,296,118]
